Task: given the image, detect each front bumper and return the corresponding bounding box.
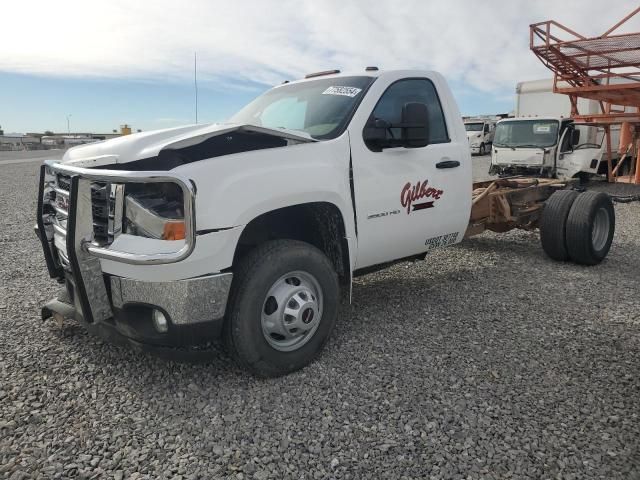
[41,272,232,346]
[489,163,552,177]
[37,160,232,347]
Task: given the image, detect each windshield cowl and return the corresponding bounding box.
[494,143,547,150]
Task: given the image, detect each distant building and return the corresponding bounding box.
[0,134,41,150]
[0,124,141,151]
[31,132,122,148]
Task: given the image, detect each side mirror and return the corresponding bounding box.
[572,129,580,146]
[401,102,430,148]
[362,119,390,149]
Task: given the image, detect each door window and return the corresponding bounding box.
[560,126,574,152]
[366,79,449,147]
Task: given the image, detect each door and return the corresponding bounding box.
[350,77,470,269]
[484,123,493,144]
[555,121,575,177]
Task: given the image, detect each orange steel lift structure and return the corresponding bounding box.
[530,7,640,184]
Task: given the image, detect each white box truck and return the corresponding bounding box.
[490,79,620,180]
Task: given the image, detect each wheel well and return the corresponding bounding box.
[233,203,350,284]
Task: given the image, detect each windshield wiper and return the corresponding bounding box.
[513,144,546,149]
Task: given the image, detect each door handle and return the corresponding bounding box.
[436,160,460,169]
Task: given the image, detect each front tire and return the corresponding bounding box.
[223,240,339,377]
[479,143,486,156]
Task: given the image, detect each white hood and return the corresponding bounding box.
[60,123,315,168]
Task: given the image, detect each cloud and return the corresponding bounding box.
[1,0,639,97]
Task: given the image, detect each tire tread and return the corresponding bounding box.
[539,190,579,261]
[566,191,615,265]
[223,239,339,377]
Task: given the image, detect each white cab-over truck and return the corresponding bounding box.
[490,79,620,180]
[464,119,495,156]
[37,70,616,376]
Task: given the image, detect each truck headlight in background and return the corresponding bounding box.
[124,183,186,240]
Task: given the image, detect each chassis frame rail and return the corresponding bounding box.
[466,177,574,237]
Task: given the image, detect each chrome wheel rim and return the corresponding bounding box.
[261,271,323,352]
[592,207,610,251]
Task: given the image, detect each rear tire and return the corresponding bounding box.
[566,191,615,265]
[539,190,580,261]
[223,240,339,377]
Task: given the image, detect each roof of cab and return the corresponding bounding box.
[274,68,443,89]
[498,116,570,123]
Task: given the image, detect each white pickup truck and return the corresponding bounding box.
[36,69,616,376]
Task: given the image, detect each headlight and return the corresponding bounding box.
[123,183,185,240]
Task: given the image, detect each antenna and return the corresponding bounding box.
[194,52,199,124]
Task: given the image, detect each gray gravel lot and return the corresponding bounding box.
[0,150,65,166]
[1,154,639,479]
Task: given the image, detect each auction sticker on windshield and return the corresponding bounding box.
[534,124,551,133]
[322,86,362,97]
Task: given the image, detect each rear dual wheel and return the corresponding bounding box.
[565,191,615,265]
[540,190,615,265]
[540,190,579,261]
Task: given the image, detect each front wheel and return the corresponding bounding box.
[479,143,486,156]
[223,240,340,377]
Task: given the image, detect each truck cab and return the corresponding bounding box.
[491,79,622,180]
[464,119,495,155]
[490,116,611,180]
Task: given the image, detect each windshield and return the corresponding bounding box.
[229,76,375,140]
[464,123,483,132]
[493,120,559,148]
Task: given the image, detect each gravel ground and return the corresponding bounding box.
[1,156,639,479]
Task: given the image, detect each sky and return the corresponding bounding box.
[1,0,640,134]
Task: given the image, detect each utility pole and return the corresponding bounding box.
[194,52,199,124]
[66,114,72,134]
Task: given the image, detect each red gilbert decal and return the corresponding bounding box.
[400,180,444,214]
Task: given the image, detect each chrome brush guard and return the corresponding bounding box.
[36,160,197,324]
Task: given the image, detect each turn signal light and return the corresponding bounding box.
[162,221,186,240]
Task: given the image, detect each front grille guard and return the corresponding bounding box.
[37,160,197,324]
